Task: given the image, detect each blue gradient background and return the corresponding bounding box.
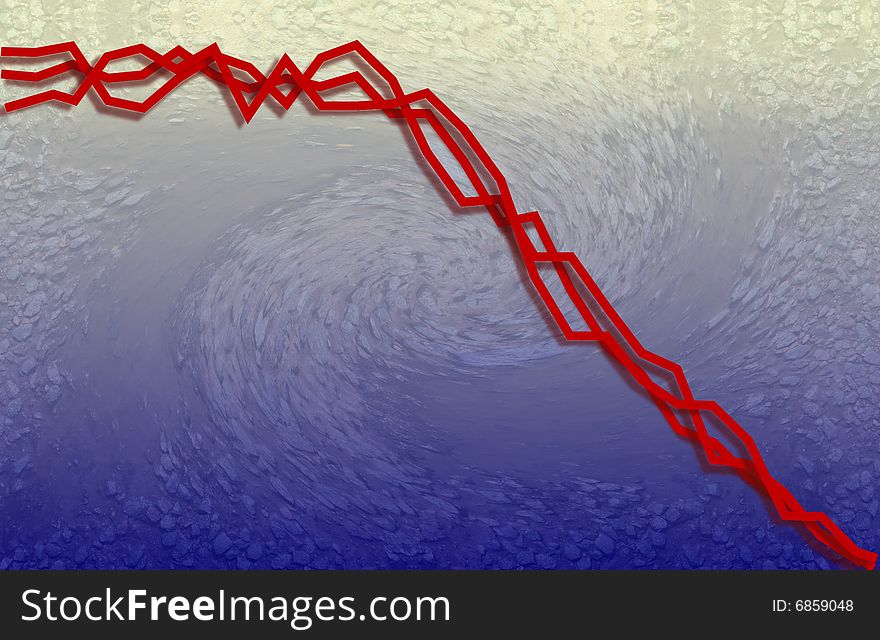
[1,1,879,570]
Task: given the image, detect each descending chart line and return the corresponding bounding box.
[2,40,875,569]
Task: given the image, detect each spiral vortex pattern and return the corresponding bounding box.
[3,29,879,569]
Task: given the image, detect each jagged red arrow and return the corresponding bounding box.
[2,41,874,569]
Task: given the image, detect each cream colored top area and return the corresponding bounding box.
[4,0,878,206]
[2,1,878,117]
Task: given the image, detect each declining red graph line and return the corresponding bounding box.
[2,42,875,570]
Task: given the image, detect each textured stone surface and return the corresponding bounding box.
[0,1,878,569]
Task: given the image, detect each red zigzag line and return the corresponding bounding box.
[2,41,874,570]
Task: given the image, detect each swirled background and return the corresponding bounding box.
[1,1,879,569]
